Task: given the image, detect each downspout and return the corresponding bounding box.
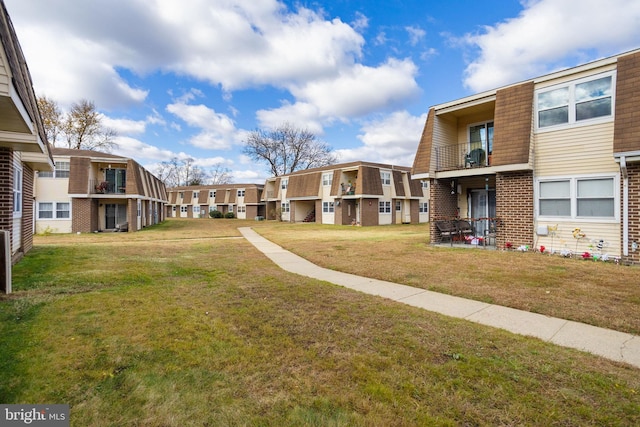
[621,156,629,257]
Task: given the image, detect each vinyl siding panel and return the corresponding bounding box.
[535,222,620,258]
[432,115,457,171]
[535,122,618,177]
[287,172,321,198]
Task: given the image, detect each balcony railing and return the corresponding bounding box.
[91,180,126,194]
[435,142,492,172]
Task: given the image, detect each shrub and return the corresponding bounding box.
[209,210,223,219]
[224,212,235,219]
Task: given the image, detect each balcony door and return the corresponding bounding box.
[105,168,127,193]
[469,121,494,166]
[469,189,496,236]
[105,204,127,229]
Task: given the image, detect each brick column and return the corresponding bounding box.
[0,149,13,243]
[622,163,640,265]
[72,199,98,233]
[495,171,534,249]
[429,179,459,243]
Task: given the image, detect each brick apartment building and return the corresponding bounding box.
[35,148,167,233]
[262,161,429,226]
[166,184,265,219]
[412,48,640,264]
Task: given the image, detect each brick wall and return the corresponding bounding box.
[496,171,534,249]
[72,199,97,233]
[0,149,12,242]
[622,163,640,265]
[429,179,459,242]
[360,198,379,226]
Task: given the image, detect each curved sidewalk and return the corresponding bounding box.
[239,227,640,369]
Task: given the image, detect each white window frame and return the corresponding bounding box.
[421,180,428,189]
[322,201,334,213]
[535,174,618,221]
[281,179,288,189]
[380,171,391,186]
[193,191,199,199]
[137,200,141,217]
[209,190,216,198]
[237,206,246,213]
[535,71,616,132]
[237,189,245,197]
[54,161,70,178]
[281,202,290,213]
[193,205,200,214]
[37,202,70,219]
[419,202,429,213]
[209,205,217,212]
[379,201,391,214]
[13,162,22,218]
[180,206,188,213]
[322,173,333,186]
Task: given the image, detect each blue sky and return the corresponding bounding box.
[6,0,640,183]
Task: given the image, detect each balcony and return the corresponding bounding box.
[435,142,492,172]
[91,179,126,194]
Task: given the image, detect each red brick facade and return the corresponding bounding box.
[0,149,12,242]
[495,171,534,249]
[72,199,98,233]
[622,163,640,265]
[429,179,459,242]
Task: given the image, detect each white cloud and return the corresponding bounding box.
[112,136,179,162]
[257,58,420,132]
[406,26,426,46]
[166,102,240,150]
[462,0,640,92]
[101,116,146,135]
[336,110,427,166]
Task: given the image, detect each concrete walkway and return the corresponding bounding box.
[238,227,640,369]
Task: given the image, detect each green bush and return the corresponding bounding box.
[224,212,235,219]
[209,210,223,218]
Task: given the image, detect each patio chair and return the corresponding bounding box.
[435,220,457,243]
[455,220,474,240]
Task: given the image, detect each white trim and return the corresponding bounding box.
[534,70,616,133]
[535,173,619,222]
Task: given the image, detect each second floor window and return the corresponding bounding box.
[536,73,614,129]
[380,172,391,186]
[322,173,333,186]
[237,190,245,197]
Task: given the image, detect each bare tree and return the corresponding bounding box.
[64,99,117,151]
[37,96,63,146]
[243,122,338,176]
[209,164,233,185]
[155,157,227,187]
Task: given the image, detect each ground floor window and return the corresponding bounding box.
[419,202,429,213]
[38,202,70,219]
[193,205,200,214]
[323,201,334,213]
[281,202,290,213]
[379,201,391,213]
[180,206,188,213]
[537,176,616,219]
[237,206,246,213]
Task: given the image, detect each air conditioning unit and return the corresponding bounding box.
[1,230,11,294]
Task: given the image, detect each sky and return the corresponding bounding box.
[6,0,640,183]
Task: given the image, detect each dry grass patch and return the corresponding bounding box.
[255,222,640,335]
[0,218,638,425]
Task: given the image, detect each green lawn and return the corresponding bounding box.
[1,218,638,426]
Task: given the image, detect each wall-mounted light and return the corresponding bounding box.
[450,180,456,195]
